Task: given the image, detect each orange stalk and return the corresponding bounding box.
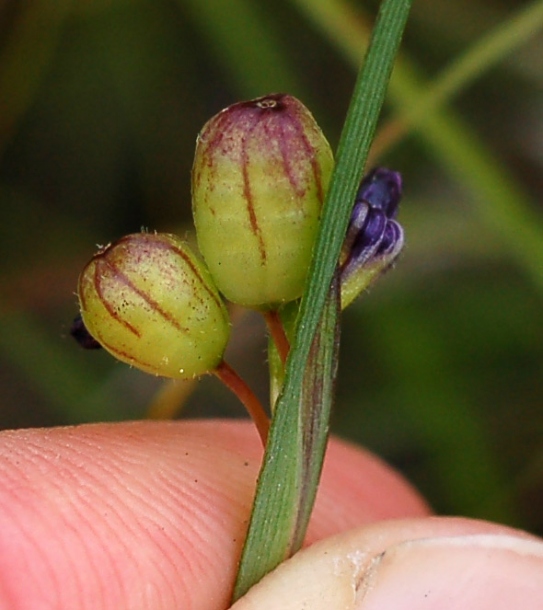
[214,361,270,445]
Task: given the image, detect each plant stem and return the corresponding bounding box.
[263,309,290,365]
[233,0,413,599]
[213,360,270,445]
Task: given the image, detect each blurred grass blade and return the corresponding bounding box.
[373,0,543,157]
[296,0,543,294]
[0,1,71,160]
[179,0,304,99]
[233,0,413,599]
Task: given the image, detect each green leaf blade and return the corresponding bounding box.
[233,0,413,600]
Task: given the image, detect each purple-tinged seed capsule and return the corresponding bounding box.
[77,232,230,379]
[192,93,334,309]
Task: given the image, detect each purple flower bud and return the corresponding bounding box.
[340,167,405,308]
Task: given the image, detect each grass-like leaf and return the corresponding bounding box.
[292,0,543,529]
[233,0,413,600]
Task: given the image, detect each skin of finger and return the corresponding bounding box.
[0,420,428,610]
[229,517,543,610]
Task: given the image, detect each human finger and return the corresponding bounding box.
[0,420,428,609]
[230,516,543,610]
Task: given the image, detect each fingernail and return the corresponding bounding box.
[354,534,543,610]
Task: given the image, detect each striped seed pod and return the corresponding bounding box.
[77,232,230,379]
[192,93,334,309]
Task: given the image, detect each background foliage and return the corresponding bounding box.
[1,0,543,535]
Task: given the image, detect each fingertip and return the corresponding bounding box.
[355,529,543,610]
[230,517,543,610]
[0,421,263,609]
[0,420,429,609]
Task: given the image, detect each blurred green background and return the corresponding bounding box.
[1,0,543,535]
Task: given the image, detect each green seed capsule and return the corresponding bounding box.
[77,232,230,379]
[192,93,334,309]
